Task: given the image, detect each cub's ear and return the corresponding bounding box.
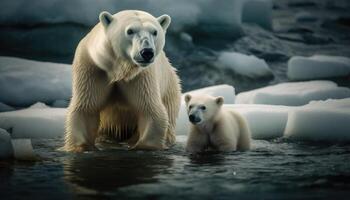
[157,14,171,30]
[215,96,224,106]
[99,11,114,29]
[184,94,192,103]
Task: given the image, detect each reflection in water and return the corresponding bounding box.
[188,152,226,166]
[63,149,173,195]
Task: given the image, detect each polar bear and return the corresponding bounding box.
[63,10,181,152]
[184,94,251,153]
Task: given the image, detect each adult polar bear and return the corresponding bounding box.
[64,10,181,152]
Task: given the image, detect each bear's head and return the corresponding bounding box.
[184,94,224,125]
[99,10,171,68]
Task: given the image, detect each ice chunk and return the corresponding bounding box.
[227,104,291,139]
[217,52,273,78]
[29,102,50,109]
[236,80,350,106]
[287,55,350,80]
[176,85,235,135]
[11,139,36,161]
[0,128,13,159]
[0,56,72,107]
[0,106,66,138]
[284,98,350,141]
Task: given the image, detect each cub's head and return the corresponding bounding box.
[184,94,224,125]
[99,10,171,67]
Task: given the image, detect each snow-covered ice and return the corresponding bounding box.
[217,52,273,78]
[0,104,66,139]
[227,104,291,139]
[287,55,350,80]
[0,56,72,107]
[236,80,350,106]
[176,85,236,135]
[284,98,350,142]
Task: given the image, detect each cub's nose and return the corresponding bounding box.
[189,114,195,123]
[140,48,154,62]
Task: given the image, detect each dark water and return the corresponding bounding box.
[1,136,350,200]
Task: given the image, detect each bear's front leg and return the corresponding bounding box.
[131,105,169,150]
[186,127,208,153]
[64,109,100,152]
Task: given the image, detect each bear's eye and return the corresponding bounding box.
[189,105,193,109]
[127,29,134,35]
[153,30,158,36]
[200,106,206,110]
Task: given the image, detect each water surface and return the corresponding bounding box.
[1,136,350,199]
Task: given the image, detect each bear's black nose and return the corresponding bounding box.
[189,114,196,123]
[140,48,154,62]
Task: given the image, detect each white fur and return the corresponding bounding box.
[64,10,181,152]
[185,94,251,153]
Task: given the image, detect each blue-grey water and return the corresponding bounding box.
[1,136,350,200]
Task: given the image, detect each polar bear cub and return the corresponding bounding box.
[184,94,251,153]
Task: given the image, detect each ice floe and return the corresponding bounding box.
[287,55,350,80]
[0,56,72,107]
[236,80,350,106]
[217,52,273,78]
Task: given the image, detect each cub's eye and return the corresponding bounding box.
[200,106,206,110]
[127,29,134,35]
[189,105,193,109]
[153,30,158,36]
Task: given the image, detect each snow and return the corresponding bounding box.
[0,105,66,139]
[0,128,13,159]
[176,85,236,135]
[287,55,350,80]
[217,52,273,78]
[236,80,350,106]
[0,56,72,107]
[0,0,272,34]
[284,98,350,142]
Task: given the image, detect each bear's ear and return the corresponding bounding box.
[157,14,171,30]
[184,94,192,103]
[215,96,224,106]
[99,11,114,29]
